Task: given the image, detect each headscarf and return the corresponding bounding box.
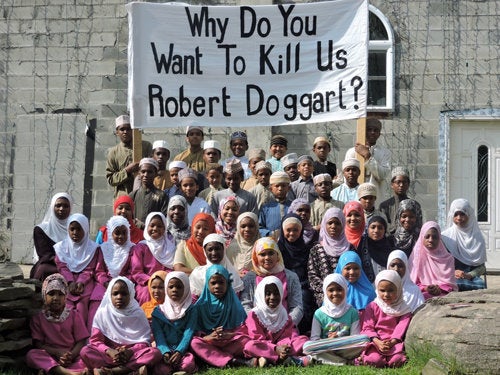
[111,196,144,244]
[166,195,191,242]
[387,250,424,312]
[277,214,310,278]
[54,213,98,273]
[159,271,192,321]
[343,201,366,248]
[251,237,288,309]
[42,273,70,322]
[334,251,376,310]
[252,276,289,333]
[141,270,167,319]
[37,192,73,242]
[409,221,458,291]
[185,213,216,266]
[141,212,176,269]
[289,198,317,246]
[357,216,392,282]
[226,212,260,272]
[374,270,412,317]
[195,265,247,331]
[441,199,486,266]
[320,273,352,318]
[100,216,134,277]
[319,207,351,258]
[215,196,240,247]
[190,234,244,295]
[391,199,423,257]
[93,277,151,345]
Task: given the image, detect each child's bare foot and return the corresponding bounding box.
[137,365,147,375]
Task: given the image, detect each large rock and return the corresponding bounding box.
[406,289,500,374]
[0,262,23,280]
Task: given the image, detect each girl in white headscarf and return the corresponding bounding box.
[189,233,244,297]
[54,213,99,332]
[242,276,309,366]
[80,277,162,374]
[358,270,412,368]
[387,250,424,312]
[303,274,369,365]
[441,198,487,290]
[31,192,73,281]
[130,212,177,304]
[152,272,199,374]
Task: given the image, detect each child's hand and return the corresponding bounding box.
[75,282,85,295]
[105,348,120,363]
[58,351,73,366]
[275,345,290,359]
[169,351,182,366]
[118,347,133,363]
[68,282,78,295]
[427,284,441,296]
[163,352,171,364]
[327,331,338,339]
[455,270,466,279]
[125,161,140,174]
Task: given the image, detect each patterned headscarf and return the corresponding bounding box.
[392,199,423,257]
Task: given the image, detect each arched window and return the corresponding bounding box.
[477,145,488,222]
[368,6,394,112]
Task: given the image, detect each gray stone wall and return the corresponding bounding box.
[0,0,498,261]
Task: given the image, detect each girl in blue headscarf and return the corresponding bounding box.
[190,265,255,368]
[334,251,376,319]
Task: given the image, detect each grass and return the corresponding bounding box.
[0,342,465,375]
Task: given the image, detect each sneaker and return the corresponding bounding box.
[258,357,267,368]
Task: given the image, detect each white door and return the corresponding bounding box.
[449,119,500,271]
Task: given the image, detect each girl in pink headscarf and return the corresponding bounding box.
[409,221,458,299]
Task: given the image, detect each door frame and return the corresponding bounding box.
[438,108,500,227]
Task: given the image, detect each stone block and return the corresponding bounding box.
[89,90,117,104]
[422,358,451,375]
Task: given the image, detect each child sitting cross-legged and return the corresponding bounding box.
[152,272,198,374]
[303,274,369,366]
[27,273,89,375]
[80,277,162,375]
[357,270,412,368]
[242,276,310,367]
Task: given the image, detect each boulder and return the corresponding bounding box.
[406,289,500,374]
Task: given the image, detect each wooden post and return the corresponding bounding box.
[133,129,142,163]
[356,117,366,184]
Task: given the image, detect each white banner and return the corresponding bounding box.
[127,0,368,129]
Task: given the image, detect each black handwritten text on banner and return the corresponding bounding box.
[127,0,368,129]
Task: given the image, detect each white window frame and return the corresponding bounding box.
[367,5,394,112]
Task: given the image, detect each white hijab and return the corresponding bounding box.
[159,271,192,321]
[320,273,352,318]
[141,212,176,269]
[441,199,487,266]
[100,216,134,277]
[54,213,98,273]
[387,250,424,313]
[252,275,290,333]
[38,192,73,242]
[374,270,412,317]
[189,233,244,296]
[93,277,151,345]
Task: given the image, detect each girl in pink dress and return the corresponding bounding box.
[26,273,89,375]
[131,212,176,304]
[358,270,412,368]
[54,213,99,332]
[409,221,458,299]
[80,277,161,375]
[91,216,135,330]
[242,276,310,367]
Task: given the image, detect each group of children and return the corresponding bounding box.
[27,118,487,374]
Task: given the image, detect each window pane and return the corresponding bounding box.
[369,12,388,40]
[368,52,386,76]
[477,145,488,221]
[368,79,386,106]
